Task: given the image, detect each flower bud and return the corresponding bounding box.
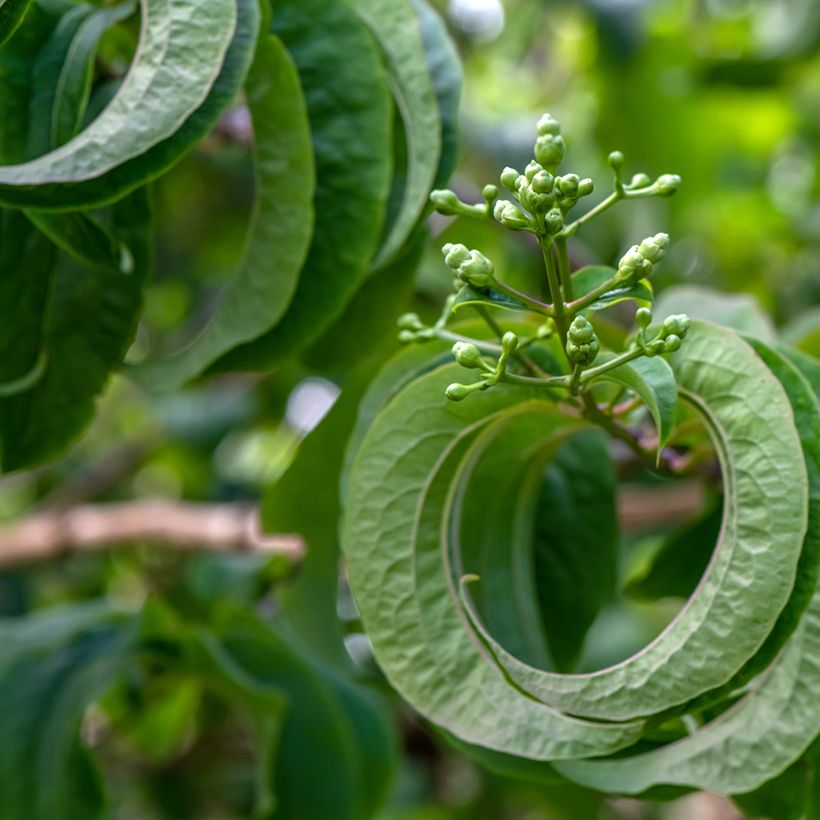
[458,250,495,287]
[664,334,682,352]
[453,341,485,369]
[661,313,691,338]
[525,160,542,182]
[397,312,424,331]
[556,173,580,197]
[635,307,653,330]
[638,232,670,263]
[443,242,471,269]
[536,113,562,136]
[494,200,530,230]
[608,150,624,171]
[544,208,564,235]
[500,167,519,190]
[482,183,499,202]
[445,383,473,401]
[398,329,417,344]
[531,170,554,194]
[502,331,519,355]
[655,174,681,196]
[568,315,596,344]
[617,245,643,278]
[577,178,594,197]
[629,173,652,189]
[646,339,666,356]
[430,189,461,215]
[534,134,566,170]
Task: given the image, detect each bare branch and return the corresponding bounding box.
[0,500,305,568]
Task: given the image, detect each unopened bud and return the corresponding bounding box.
[500,167,519,190]
[536,113,562,136]
[459,250,495,287]
[534,134,566,170]
[430,189,461,214]
[638,232,670,263]
[453,342,486,369]
[629,173,652,189]
[635,307,653,330]
[544,208,564,235]
[655,174,681,196]
[525,161,542,182]
[494,200,531,230]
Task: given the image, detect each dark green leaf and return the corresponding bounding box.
[451,283,532,314]
[572,265,653,311]
[0,0,32,45]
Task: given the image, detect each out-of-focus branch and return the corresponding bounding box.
[618,481,705,532]
[0,500,304,567]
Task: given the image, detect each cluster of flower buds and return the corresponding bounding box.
[442,243,496,288]
[616,233,670,285]
[634,307,691,355]
[446,332,519,401]
[608,151,681,198]
[533,113,565,171]
[565,315,600,366]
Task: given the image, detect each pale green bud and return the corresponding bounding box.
[664,334,682,352]
[577,177,594,197]
[661,313,691,338]
[556,173,580,197]
[629,172,652,189]
[430,189,462,215]
[568,315,596,345]
[445,383,473,401]
[501,331,519,355]
[655,174,681,196]
[536,113,561,136]
[482,183,499,202]
[398,329,417,344]
[459,250,495,287]
[544,208,564,235]
[531,170,554,194]
[635,307,653,330]
[500,167,519,190]
[534,134,566,170]
[494,200,530,230]
[638,232,670,263]
[443,242,471,269]
[525,160,542,182]
[646,339,666,356]
[397,312,424,331]
[608,150,624,171]
[452,341,486,369]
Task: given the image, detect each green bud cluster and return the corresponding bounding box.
[565,316,600,366]
[442,243,495,288]
[534,114,566,171]
[616,232,670,284]
[446,332,520,402]
[633,308,691,355]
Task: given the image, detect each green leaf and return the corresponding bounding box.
[0,189,153,471]
[352,0,441,269]
[344,322,811,768]
[0,605,134,820]
[451,283,532,314]
[0,0,32,45]
[134,31,315,389]
[412,0,461,191]
[555,336,820,795]
[586,353,678,451]
[343,363,646,760]
[653,284,777,341]
[27,0,135,157]
[571,265,653,311]
[782,307,820,357]
[532,431,619,671]
[0,0,241,209]
[212,0,393,371]
[625,499,722,601]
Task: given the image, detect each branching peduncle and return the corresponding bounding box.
[411,111,690,472]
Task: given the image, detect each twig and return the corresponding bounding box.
[0,500,305,567]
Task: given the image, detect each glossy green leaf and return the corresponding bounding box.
[344,363,646,760]
[586,353,678,451]
[135,31,315,389]
[451,283,533,314]
[531,431,619,671]
[0,605,134,820]
[0,0,32,45]
[555,339,820,795]
[353,0,441,269]
[0,0,239,208]
[27,0,135,157]
[413,0,461,191]
[571,265,653,311]
[0,189,153,471]
[213,0,392,371]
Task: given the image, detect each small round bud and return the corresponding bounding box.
[458,250,495,287]
[544,208,564,235]
[443,242,471,269]
[608,150,624,170]
[566,339,600,366]
[500,167,519,190]
[655,174,681,196]
[527,191,553,214]
[556,173,580,197]
[525,161,542,182]
[482,184,499,201]
[445,383,473,401]
[617,246,643,279]
[646,339,666,356]
[577,178,594,197]
[397,312,424,331]
[515,174,528,192]
[629,173,652,189]
[531,170,554,194]
[568,315,596,344]
[635,307,653,330]
[534,134,566,170]
[430,189,461,215]
[638,232,670,263]
[662,313,691,338]
[501,331,519,355]
[494,200,531,230]
[664,335,682,352]
[398,329,417,344]
[453,341,485,369]
[536,113,562,136]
